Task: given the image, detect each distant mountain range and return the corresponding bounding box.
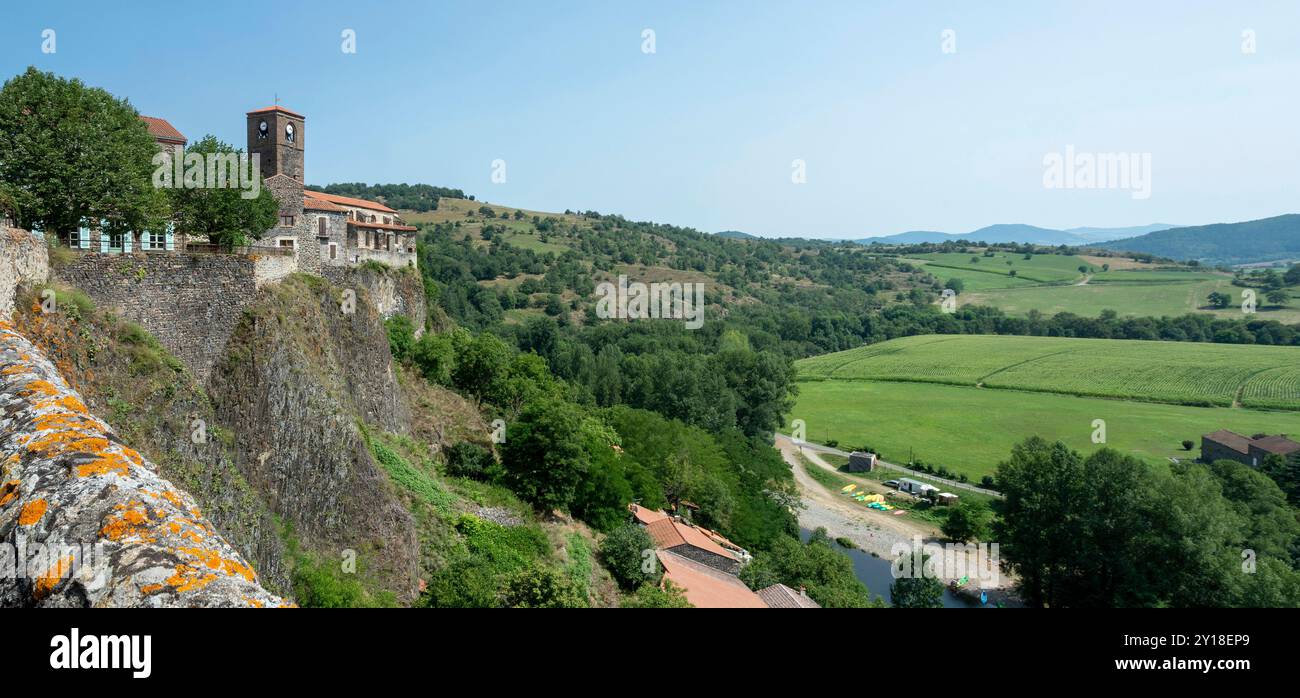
[1098,214,1300,266]
[714,223,1179,246]
[854,223,1180,247]
[716,217,1300,266]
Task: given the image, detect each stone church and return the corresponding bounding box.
[51,105,419,275]
[246,105,419,273]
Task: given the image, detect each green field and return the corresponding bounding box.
[788,380,1300,479]
[908,251,1299,321]
[798,334,1300,409]
[911,251,1088,285]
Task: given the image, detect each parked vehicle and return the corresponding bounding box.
[896,478,939,497]
[883,480,900,489]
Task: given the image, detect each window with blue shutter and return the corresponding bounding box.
[78,222,91,249]
[165,223,175,251]
[122,231,133,254]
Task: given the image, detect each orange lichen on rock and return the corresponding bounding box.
[0,480,19,507]
[76,451,134,478]
[99,502,156,544]
[33,554,75,601]
[165,563,218,593]
[18,498,47,525]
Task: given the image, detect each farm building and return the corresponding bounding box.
[1201,430,1300,467]
[645,518,743,575]
[656,550,767,608]
[847,451,878,472]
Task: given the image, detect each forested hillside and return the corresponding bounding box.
[1100,214,1300,265]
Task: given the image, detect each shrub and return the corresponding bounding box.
[599,523,656,590]
[444,441,496,481]
[1182,440,1195,451]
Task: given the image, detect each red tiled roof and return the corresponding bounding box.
[1204,430,1251,455]
[302,195,347,213]
[757,583,821,608]
[139,115,186,144]
[306,190,397,214]
[629,504,669,526]
[657,551,765,609]
[246,105,305,118]
[645,519,735,561]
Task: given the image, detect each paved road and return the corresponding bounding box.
[776,434,1005,499]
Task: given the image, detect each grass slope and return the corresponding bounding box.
[797,334,1300,409]
[789,380,1300,479]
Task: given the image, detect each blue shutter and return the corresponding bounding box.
[78,222,90,249]
[165,223,175,251]
[123,231,133,254]
[100,231,110,253]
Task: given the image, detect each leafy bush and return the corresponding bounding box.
[599,524,656,590]
[444,441,496,481]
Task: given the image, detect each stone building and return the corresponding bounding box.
[1201,430,1300,467]
[47,105,415,276]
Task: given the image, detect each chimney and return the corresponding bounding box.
[799,585,807,597]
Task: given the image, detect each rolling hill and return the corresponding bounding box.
[857,222,1178,247]
[1099,214,1300,266]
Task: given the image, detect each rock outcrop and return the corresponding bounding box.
[0,319,285,607]
[208,275,420,602]
[0,226,49,321]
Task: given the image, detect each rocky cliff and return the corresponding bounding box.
[207,274,421,603]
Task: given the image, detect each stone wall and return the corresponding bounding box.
[253,249,298,287]
[321,264,427,336]
[0,320,285,607]
[0,225,50,321]
[55,253,259,383]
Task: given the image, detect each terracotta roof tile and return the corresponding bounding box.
[302,195,347,213]
[305,191,397,214]
[246,105,305,118]
[629,504,669,525]
[138,115,186,144]
[657,551,765,609]
[645,519,734,560]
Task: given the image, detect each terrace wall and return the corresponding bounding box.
[55,252,262,383]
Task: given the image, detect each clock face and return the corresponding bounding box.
[258,120,268,138]
[285,123,295,142]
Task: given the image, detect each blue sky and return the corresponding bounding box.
[3,1,1299,238]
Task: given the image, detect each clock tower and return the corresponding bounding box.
[246,105,305,182]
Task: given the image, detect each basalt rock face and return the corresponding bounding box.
[0,226,49,321]
[0,320,285,607]
[207,275,419,603]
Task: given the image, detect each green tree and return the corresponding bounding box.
[941,499,992,543]
[1207,291,1231,309]
[451,330,512,401]
[621,580,692,608]
[385,315,416,361]
[500,566,585,608]
[740,528,881,608]
[599,524,656,590]
[1284,264,1300,286]
[1266,289,1290,307]
[501,398,590,512]
[944,278,964,294]
[166,135,278,248]
[889,555,945,608]
[0,67,168,236]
